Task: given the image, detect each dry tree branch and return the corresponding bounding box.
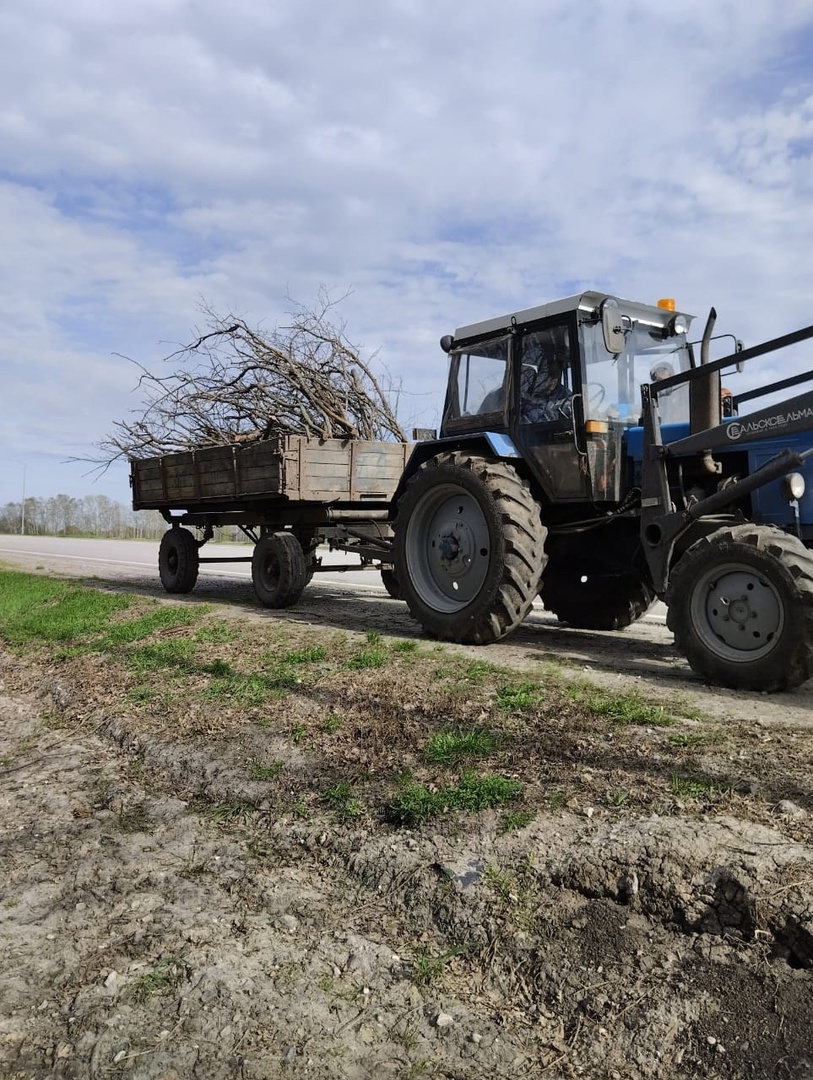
[92,293,408,469]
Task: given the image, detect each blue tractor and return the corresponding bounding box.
[391,293,813,691]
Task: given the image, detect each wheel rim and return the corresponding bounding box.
[259,553,281,592]
[405,482,491,612]
[689,560,785,663]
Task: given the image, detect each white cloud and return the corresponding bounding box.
[2,0,813,505]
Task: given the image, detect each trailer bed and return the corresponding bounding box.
[130,436,411,510]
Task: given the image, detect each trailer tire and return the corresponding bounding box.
[666,525,813,691]
[542,570,655,631]
[158,528,199,594]
[252,532,309,609]
[393,452,546,644]
[380,568,403,600]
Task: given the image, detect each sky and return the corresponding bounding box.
[3,0,813,508]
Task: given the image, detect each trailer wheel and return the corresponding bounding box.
[380,567,403,600]
[158,527,199,594]
[542,570,654,631]
[393,452,546,644]
[666,525,813,691]
[252,532,308,608]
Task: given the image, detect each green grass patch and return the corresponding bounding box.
[392,639,419,654]
[385,771,522,827]
[322,780,363,820]
[496,681,540,712]
[668,730,720,748]
[200,658,234,677]
[194,621,239,644]
[484,864,518,902]
[130,956,188,1002]
[96,605,200,647]
[126,639,197,672]
[433,657,502,687]
[126,685,156,704]
[346,646,388,670]
[497,809,537,834]
[248,759,284,781]
[670,773,731,800]
[410,944,467,986]
[568,683,674,726]
[424,728,497,767]
[607,789,631,807]
[200,671,287,705]
[191,794,259,824]
[463,659,500,684]
[322,713,344,733]
[282,644,327,664]
[0,570,132,644]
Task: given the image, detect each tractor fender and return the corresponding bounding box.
[391,432,521,509]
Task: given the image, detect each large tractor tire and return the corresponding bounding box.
[393,452,546,644]
[542,569,655,631]
[666,525,813,691]
[252,532,309,609]
[158,527,200,594]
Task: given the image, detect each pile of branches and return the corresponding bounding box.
[98,293,407,465]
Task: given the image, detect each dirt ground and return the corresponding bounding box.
[1,557,813,1079]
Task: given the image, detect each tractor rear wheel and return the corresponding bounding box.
[158,527,199,594]
[542,569,655,631]
[393,452,546,644]
[252,532,309,608]
[666,525,813,691]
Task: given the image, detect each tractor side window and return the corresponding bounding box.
[519,326,573,424]
[446,336,510,421]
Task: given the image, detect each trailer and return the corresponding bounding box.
[130,434,411,604]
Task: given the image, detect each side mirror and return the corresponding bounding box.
[735,339,745,373]
[601,298,627,355]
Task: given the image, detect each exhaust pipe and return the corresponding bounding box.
[690,307,722,435]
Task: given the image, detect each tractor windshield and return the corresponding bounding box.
[444,335,511,422]
[580,319,692,425]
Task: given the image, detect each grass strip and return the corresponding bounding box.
[385,771,522,827]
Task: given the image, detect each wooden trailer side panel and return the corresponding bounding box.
[130,437,410,509]
[290,438,410,501]
[131,443,283,506]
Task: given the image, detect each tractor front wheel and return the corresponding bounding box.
[666,525,813,691]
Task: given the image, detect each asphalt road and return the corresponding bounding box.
[0,534,387,591]
[0,534,668,622]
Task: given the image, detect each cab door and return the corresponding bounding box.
[509,319,591,502]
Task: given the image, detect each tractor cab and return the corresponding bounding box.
[439,292,695,507]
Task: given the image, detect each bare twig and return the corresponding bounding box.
[91,291,407,468]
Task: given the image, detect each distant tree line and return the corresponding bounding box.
[0,494,239,541]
